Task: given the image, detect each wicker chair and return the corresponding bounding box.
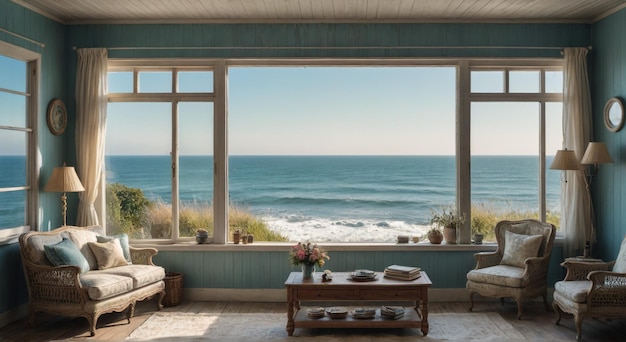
[466,219,556,319]
[553,236,626,340]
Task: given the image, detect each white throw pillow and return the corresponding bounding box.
[501,230,543,268]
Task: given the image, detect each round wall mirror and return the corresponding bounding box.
[604,97,625,132]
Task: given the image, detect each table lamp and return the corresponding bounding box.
[44,163,85,226]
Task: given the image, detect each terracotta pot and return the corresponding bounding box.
[443,226,457,244]
[428,232,443,244]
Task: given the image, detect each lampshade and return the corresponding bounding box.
[581,142,613,165]
[44,164,85,193]
[550,149,581,170]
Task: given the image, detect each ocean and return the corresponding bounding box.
[0,155,560,242]
[105,155,559,242]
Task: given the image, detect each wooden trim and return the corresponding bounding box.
[183,287,555,303]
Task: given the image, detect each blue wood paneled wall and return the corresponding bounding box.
[0,0,69,316]
[154,246,564,289]
[591,8,626,261]
[67,23,590,59]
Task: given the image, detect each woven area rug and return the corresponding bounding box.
[126,311,526,341]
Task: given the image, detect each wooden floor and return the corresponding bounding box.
[1,298,625,341]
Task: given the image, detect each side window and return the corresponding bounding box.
[0,44,38,239]
[469,67,563,242]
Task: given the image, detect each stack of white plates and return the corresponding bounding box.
[381,305,405,320]
[307,307,325,318]
[349,269,377,281]
[326,306,348,319]
[351,307,376,319]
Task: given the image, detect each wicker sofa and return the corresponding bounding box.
[19,225,165,336]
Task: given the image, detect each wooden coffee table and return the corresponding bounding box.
[284,271,432,336]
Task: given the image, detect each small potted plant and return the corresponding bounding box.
[430,205,466,244]
[233,229,241,244]
[196,229,209,244]
[427,227,443,244]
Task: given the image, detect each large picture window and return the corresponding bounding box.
[104,60,563,244]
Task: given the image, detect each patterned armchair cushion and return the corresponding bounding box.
[44,238,91,273]
[501,231,543,268]
[612,237,626,273]
[554,280,591,303]
[467,265,526,287]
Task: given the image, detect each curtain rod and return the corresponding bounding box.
[0,27,45,48]
[73,45,591,51]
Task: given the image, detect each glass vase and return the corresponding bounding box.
[301,264,316,279]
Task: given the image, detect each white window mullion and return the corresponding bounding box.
[213,61,228,244]
[172,101,180,241]
[457,61,472,244]
[539,101,547,222]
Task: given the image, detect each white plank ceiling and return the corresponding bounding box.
[12,0,626,25]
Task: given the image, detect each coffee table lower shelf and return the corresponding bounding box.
[293,306,422,329]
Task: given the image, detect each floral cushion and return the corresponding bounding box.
[500,231,543,268]
[97,234,132,264]
[466,265,525,287]
[611,237,626,273]
[88,239,129,270]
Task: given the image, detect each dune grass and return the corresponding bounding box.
[118,199,288,241]
[471,202,560,242]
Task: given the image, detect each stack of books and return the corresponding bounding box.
[381,305,405,319]
[383,265,421,280]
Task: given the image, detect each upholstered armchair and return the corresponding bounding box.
[553,237,626,340]
[466,219,556,319]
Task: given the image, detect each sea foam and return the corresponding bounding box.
[263,216,430,243]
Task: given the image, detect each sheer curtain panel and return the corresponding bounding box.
[75,48,108,226]
[561,47,592,257]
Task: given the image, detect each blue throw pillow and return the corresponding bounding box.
[44,238,90,273]
[97,233,132,264]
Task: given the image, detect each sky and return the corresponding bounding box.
[105,66,563,156]
[0,55,563,156]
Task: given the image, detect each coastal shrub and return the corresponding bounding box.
[106,183,151,238]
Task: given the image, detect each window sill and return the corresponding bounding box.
[132,236,564,252]
[134,241,500,253]
[0,226,30,246]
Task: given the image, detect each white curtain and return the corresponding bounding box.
[75,48,108,226]
[562,47,592,257]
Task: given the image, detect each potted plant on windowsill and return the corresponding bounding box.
[427,227,443,244]
[430,205,466,244]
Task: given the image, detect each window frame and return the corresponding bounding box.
[0,41,40,243]
[106,61,220,243]
[105,58,563,245]
[459,60,563,243]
